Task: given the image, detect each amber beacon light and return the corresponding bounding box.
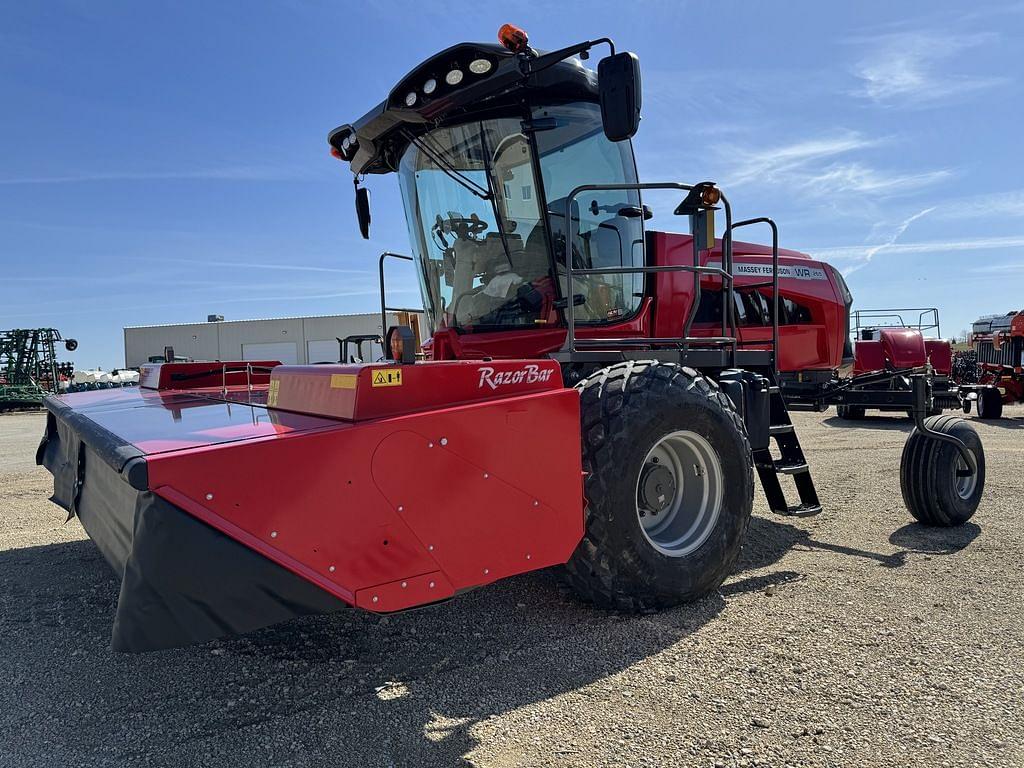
[498,23,529,52]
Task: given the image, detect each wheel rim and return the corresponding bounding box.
[635,430,724,557]
[954,450,978,500]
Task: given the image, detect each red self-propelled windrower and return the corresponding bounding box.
[38,25,987,652]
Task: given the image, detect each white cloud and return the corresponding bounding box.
[841,207,934,276]
[717,132,949,198]
[812,234,1024,263]
[852,31,1008,105]
[723,133,877,187]
[802,164,951,196]
[931,189,1024,220]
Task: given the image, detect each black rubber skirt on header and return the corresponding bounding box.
[38,409,346,653]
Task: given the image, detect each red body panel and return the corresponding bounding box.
[49,385,339,455]
[426,231,847,373]
[924,340,952,375]
[852,331,952,376]
[879,329,926,369]
[852,340,886,375]
[58,360,585,614]
[145,386,583,612]
[139,360,280,390]
[650,233,846,372]
[268,359,563,421]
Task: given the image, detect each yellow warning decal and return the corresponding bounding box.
[371,368,403,388]
[330,374,358,390]
[267,379,280,407]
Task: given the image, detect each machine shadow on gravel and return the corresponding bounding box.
[971,417,1024,430]
[888,521,981,554]
[2,526,811,767]
[741,515,980,572]
[821,415,916,432]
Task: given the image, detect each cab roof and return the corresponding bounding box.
[328,42,598,176]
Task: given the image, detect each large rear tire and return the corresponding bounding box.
[564,361,753,611]
[900,415,984,527]
[977,387,1003,419]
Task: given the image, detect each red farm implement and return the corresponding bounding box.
[779,308,962,420]
[37,26,988,651]
[955,310,1024,418]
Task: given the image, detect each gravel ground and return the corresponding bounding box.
[1,407,1022,768]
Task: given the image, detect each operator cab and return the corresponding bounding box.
[399,102,644,332]
[329,25,647,338]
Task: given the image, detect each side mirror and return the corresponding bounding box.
[598,52,642,142]
[355,186,371,240]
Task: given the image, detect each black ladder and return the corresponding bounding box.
[753,383,822,517]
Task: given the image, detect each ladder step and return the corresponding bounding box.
[774,461,809,475]
[772,503,823,518]
[769,424,794,436]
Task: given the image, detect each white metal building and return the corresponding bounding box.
[123,312,424,368]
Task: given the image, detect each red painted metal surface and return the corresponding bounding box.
[140,384,584,613]
[924,340,953,375]
[651,233,846,372]
[426,301,653,361]
[852,340,886,375]
[423,231,847,373]
[269,359,563,421]
[140,360,279,390]
[52,385,340,454]
[880,329,927,370]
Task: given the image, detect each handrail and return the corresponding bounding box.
[560,182,737,361]
[727,217,779,376]
[378,251,425,336]
[851,307,941,337]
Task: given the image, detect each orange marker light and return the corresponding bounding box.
[700,185,722,207]
[498,23,529,52]
[330,147,344,160]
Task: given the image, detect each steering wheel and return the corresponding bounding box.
[436,213,489,241]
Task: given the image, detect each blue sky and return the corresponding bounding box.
[2,1,1022,368]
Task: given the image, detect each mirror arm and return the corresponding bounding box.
[519,38,616,76]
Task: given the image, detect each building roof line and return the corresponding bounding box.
[123,311,417,330]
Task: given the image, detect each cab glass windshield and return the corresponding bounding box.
[398,102,644,333]
[533,102,644,323]
[399,117,552,332]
